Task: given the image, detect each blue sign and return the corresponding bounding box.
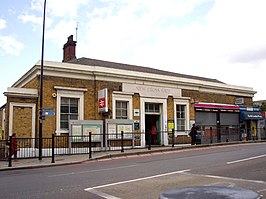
[42,108,55,117]
[239,106,260,111]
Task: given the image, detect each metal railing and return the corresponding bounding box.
[1,127,265,164]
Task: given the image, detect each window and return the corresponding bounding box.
[55,86,86,135]
[116,101,128,119]
[112,93,132,120]
[176,105,186,131]
[145,103,160,113]
[60,97,79,129]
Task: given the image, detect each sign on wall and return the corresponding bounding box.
[98,88,108,113]
[105,119,134,140]
[69,120,103,146]
[235,98,244,105]
[122,83,181,98]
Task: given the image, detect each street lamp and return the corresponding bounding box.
[39,0,46,160]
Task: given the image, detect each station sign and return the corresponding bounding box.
[98,88,108,113]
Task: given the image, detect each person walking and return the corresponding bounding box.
[11,133,18,159]
[189,124,197,145]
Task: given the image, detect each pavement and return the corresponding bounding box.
[0,144,199,171]
[0,141,262,171]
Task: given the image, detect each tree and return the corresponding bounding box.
[261,101,266,111]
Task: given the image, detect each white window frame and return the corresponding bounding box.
[112,93,133,120]
[56,88,85,135]
[174,99,190,135]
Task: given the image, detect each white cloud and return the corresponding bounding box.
[10,0,265,100]
[0,36,24,56]
[204,0,266,62]
[80,0,209,65]
[18,13,53,28]
[0,19,6,30]
[30,0,90,18]
[30,0,43,12]
[19,14,42,25]
[76,0,266,101]
[46,20,77,45]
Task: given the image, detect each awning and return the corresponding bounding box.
[194,102,239,110]
[240,111,264,120]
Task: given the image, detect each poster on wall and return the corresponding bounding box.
[117,124,133,139]
[83,125,101,141]
[167,120,174,131]
[108,123,117,139]
[72,124,82,142]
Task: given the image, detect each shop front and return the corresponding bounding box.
[195,102,240,143]
[240,107,264,140]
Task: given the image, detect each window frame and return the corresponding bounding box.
[112,92,132,120]
[60,97,79,130]
[115,100,129,119]
[56,88,85,135]
[174,99,190,133]
[176,104,186,131]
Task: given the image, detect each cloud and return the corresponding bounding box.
[30,0,90,18]
[229,47,266,64]
[0,36,24,56]
[0,19,6,30]
[18,13,53,29]
[79,0,210,65]
[19,14,42,25]
[75,0,266,102]
[46,20,77,45]
[204,0,266,63]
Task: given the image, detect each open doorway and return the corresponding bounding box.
[145,114,160,145]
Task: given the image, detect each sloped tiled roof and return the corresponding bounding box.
[69,57,224,84]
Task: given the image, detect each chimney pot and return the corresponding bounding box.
[63,35,76,62]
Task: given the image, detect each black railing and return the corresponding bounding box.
[1,127,265,165]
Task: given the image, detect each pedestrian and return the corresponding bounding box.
[151,126,157,144]
[189,124,197,145]
[11,133,18,159]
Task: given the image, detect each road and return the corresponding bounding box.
[0,142,265,199]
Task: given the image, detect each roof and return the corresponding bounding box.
[68,57,224,84]
[0,104,6,110]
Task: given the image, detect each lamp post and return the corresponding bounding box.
[39,0,46,160]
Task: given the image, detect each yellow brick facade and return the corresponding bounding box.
[13,106,32,137]
[4,66,254,142]
[0,109,3,139]
[182,89,252,120]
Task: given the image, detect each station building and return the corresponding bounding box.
[2,35,260,146]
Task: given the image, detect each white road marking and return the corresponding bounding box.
[84,169,190,191]
[84,168,266,198]
[88,189,121,199]
[226,154,266,165]
[183,172,266,184]
[48,164,138,177]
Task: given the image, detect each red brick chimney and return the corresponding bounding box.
[63,35,76,62]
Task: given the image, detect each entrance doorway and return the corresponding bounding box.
[145,114,160,145]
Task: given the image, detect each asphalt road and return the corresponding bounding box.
[0,142,265,199]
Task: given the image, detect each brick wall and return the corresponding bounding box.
[6,74,254,138]
[167,96,174,121]
[182,89,253,120]
[24,76,122,136]
[0,109,3,139]
[5,97,37,138]
[13,106,32,137]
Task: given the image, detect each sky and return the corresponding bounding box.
[1,0,266,106]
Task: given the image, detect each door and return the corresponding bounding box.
[145,115,160,145]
